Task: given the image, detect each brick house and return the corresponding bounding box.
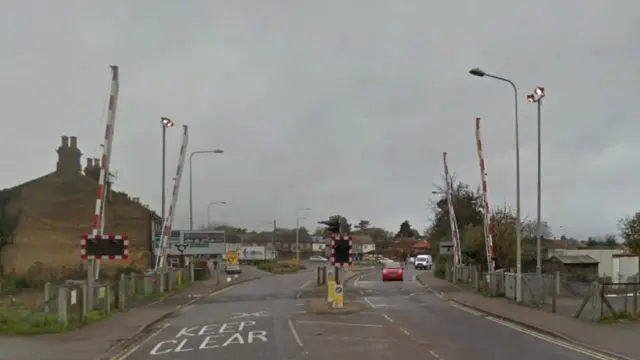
[0,135,161,278]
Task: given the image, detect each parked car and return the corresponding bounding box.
[414,254,432,270]
[309,255,328,263]
[382,262,404,282]
[225,264,242,274]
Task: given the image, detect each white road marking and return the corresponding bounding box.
[288,319,304,347]
[300,280,312,289]
[296,320,385,328]
[400,327,411,336]
[487,317,620,360]
[449,302,484,316]
[363,297,377,309]
[180,305,193,312]
[429,349,444,359]
[383,314,393,323]
[359,290,364,295]
[414,280,621,360]
[296,303,305,306]
[296,292,302,299]
[111,323,170,360]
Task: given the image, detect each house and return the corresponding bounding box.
[544,255,599,280]
[0,135,161,278]
[411,240,431,255]
[351,235,375,256]
[244,230,313,254]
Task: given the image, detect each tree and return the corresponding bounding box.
[396,220,413,238]
[462,205,519,269]
[425,177,484,249]
[603,234,618,248]
[199,223,247,234]
[354,220,370,232]
[521,219,553,241]
[618,212,640,254]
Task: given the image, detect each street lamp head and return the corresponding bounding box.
[469,67,486,77]
[219,201,227,204]
[534,86,545,97]
[160,117,174,128]
[526,94,536,103]
[213,149,224,154]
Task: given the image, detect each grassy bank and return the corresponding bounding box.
[0,304,108,335]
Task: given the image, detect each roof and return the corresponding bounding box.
[550,255,599,264]
[412,240,431,249]
[351,235,374,245]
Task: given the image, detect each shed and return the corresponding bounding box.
[544,255,599,280]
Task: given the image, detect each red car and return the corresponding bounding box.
[382,262,404,281]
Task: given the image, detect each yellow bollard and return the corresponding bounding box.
[177,271,183,287]
[327,280,335,302]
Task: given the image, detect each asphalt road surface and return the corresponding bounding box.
[117,265,616,360]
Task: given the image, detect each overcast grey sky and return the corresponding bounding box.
[1,1,638,238]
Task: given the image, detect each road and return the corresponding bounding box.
[117,265,616,360]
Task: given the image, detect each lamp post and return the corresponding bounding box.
[207,201,227,227]
[469,67,523,302]
[527,86,545,276]
[160,117,175,220]
[189,149,224,229]
[296,207,311,267]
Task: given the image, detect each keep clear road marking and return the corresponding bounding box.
[147,320,269,356]
[417,280,622,360]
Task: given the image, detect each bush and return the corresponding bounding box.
[434,254,451,279]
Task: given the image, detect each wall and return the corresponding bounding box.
[1,172,153,276]
[547,249,625,277]
[612,256,639,282]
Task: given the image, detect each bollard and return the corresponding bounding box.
[129,273,136,296]
[44,282,52,312]
[159,269,166,293]
[104,283,111,314]
[118,274,126,311]
[57,287,69,325]
[167,270,174,292]
[189,261,195,283]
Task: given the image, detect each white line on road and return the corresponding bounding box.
[180,304,193,312]
[363,297,377,309]
[300,279,312,289]
[111,322,170,360]
[487,317,620,360]
[429,349,444,359]
[383,314,394,323]
[288,319,304,347]
[296,320,385,328]
[449,302,484,316]
[400,327,410,336]
[296,292,302,299]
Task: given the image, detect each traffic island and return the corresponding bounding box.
[307,299,363,315]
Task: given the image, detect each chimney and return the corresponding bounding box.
[93,158,100,169]
[56,135,82,175]
[86,158,93,168]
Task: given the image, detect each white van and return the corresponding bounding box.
[414,254,432,270]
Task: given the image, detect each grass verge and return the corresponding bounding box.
[0,304,111,335]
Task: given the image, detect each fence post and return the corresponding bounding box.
[189,261,195,283]
[633,283,638,314]
[44,282,52,312]
[159,268,166,293]
[57,287,69,325]
[118,274,126,311]
[129,273,135,295]
[551,273,557,313]
[81,282,88,320]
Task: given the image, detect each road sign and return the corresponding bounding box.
[333,284,344,308]
[227,251,239,266]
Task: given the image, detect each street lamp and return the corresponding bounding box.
[189,149,225,229]
[527,86,545,276]
[207,201,227,227]
[469,67,523,303]
[296,207,311,267]
[160,117,175,220]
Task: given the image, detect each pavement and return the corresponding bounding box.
[0,266,271,360]
[417,271,640,360]
[107,264,629,360]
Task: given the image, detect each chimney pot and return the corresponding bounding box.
[94,158,100,168]
[70,136,78,149]
[86,158,93,167]
[61,136,69,148]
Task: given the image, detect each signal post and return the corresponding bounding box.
[318,215,352,308]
